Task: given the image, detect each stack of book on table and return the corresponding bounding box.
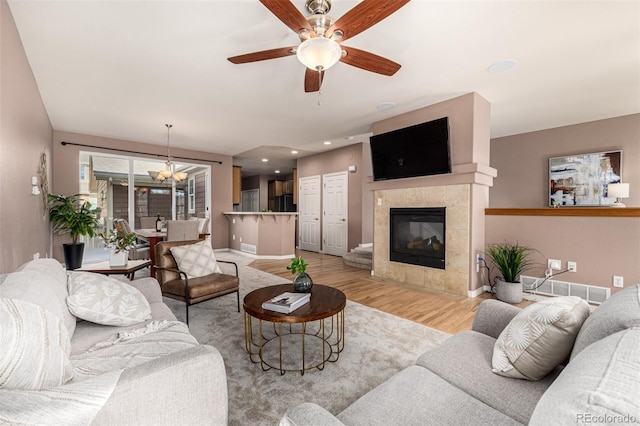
[262,292,311,314]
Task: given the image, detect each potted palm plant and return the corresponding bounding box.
[486,242,537,304]
[48,193,99,270]
[98,229,137,267]
[287,256,313,292]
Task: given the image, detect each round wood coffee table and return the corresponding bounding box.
[243,284,346,375]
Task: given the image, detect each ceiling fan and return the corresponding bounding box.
[227,0,410,93]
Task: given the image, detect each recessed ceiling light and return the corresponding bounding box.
[345,136,354,141]
[488,59,518,73]
[377,102,396,111]
[261,158,268,162]
[323,141,332,145]
[291,150,298,154]
[275,170,280,174]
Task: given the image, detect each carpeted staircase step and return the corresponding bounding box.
[343,245,372,270]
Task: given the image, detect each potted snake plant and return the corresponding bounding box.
[486,242,537,304]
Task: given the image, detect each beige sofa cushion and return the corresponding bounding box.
[571,283,640,359]
[0,298,74,390]
[530,327,640,425]
[492,296,590,380]
[0,267,76,337]
[67,273,152,326]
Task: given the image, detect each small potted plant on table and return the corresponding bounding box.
[98,229,138,267]
[287,256,313,292]
[486,241,537,304]
[48,193,99,270]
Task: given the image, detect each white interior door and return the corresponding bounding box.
[322,171,348,256]
[298,175,321,252]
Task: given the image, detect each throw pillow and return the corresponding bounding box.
[492,296,590,380]
[67,272,152,326]
[170,240,222,279]
[0,298,74,390]
[0,268,77,338]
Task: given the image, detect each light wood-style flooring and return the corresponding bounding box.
[250,250,523,335]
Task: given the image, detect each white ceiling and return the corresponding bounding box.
[8,1,640,176]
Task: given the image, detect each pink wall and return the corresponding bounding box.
[490,114,640,208]
[0,0,53,273]
[51,130,232,260]
[297,143,367,251]
[372,92,492,168]
[488,114,640,292]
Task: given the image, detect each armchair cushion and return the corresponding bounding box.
[169,240,222,278]
[67,273,152,326]
[162,273,239,304]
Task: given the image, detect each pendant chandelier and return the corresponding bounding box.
[148,124,188,183]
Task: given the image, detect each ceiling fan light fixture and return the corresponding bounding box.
[296,37,342,71]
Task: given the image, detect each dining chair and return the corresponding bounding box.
[189,217,210,234]
[114,219,150,260]
[140,216,163,229]
[166,220,200,241]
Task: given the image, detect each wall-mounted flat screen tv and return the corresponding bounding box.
[370,117,451,181]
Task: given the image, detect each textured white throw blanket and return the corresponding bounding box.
[73,320,197,379]
[0,320,196,425]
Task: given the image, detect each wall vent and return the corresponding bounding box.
[521,275,610,305]
[240,243,257,255]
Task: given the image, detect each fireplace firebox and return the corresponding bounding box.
[389,207,445,269]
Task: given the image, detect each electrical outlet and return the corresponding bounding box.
[613,276,624,288]
[548,259,561,270]
[33,252,40,260]
[567,261,577,272]
[475,254,481,272]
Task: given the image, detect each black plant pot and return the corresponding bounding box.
[63,243,84,270]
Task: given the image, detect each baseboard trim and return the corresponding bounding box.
[467,286,488,298]
[226,249,294,260]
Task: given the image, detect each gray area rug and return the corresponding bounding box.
[163,252,450,426]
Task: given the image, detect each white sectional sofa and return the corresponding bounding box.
[282,285,640,425]
[0,258,228,425]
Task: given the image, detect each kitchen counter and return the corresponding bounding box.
[223,212,298,258]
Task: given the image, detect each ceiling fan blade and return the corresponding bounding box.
[304,68,325,93]
[327,0,410,43]
[260,0,316,38]
[227,47,297,64]
[340,46,401,76]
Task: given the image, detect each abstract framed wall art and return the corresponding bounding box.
[549,150,622,207]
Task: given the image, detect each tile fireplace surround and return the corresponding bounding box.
[369,92,495,298]
[374,184,472,296]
